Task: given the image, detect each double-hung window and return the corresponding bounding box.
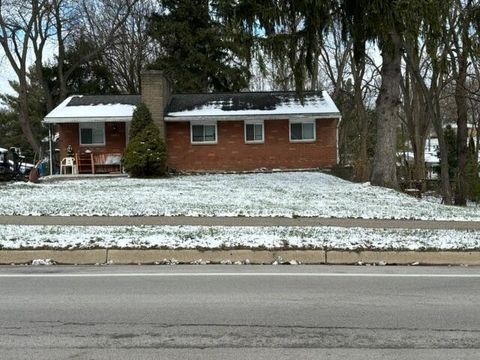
[245,121,264,143]
[191,123,217,144]
[79,122,105,146]
[289,120,316,142]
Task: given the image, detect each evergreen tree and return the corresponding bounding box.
[465,136,480,202]
[123,103,168,177]
[148,0,251,93]
[128,104,154,140]
[42,37,120,104]
[219,0,333,96]
[0,75,48,161]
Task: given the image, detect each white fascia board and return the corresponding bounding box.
[164,113,342,122]
[43,116,133,124]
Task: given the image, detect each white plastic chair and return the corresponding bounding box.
[60,157,77,175]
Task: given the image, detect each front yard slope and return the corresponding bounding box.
[1,171,480,221]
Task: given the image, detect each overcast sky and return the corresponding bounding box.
[0,41,57,102]
[0,59,16,96]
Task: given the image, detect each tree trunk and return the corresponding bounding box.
[370,32,402,189]
[18,79,41,153]
[412,135,426,182]
[454,51,468,206]
[432,99,453,205]
[54,1,68,102]
[356,74,370,181]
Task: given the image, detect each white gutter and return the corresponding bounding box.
[43,116,133,124]
[165,113,342,122]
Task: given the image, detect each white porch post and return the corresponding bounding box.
[49,125,54,176]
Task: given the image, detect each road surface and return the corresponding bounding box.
[0,265,479,359]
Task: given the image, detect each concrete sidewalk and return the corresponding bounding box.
[1,215,480,230]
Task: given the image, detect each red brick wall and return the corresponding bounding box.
[166,119,338,171]
[58,122,126,159]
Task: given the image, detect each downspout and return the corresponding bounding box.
[49,124,53,176]
[336,116,342,165]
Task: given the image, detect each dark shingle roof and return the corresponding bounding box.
[67,95,141,107]
[163,91,340,118]
[165,91,323,114]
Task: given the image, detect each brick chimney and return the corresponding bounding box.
[141,70,171,140]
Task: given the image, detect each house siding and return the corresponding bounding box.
[58,122,127,159]
[166,119,338,172]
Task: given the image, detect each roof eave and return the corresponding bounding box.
[43,116,133,124]
[164,113,342,122]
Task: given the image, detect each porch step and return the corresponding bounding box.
[76,153,93,174]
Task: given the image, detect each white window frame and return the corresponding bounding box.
[79,122,106,146]
[244,120,265,144]
[289,119,316,143]
[190,122,218,144]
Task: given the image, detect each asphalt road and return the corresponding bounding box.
[0,265,479,359]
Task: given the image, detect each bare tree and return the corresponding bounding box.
[318,21,379,180]
[0,0,49,153]
[51,0,139,101]
[447,0,479,205]
[101,1,160,94]
[403,31,454,204]
[400,41,431,184]
[318,22,351,99]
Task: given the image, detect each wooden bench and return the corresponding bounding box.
[401,180,424,198]
[92,153,122,174]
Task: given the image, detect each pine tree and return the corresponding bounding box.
[128,104,154,140]
[466,137,480,202]
[123,103,167,177]
[148,0,251,93]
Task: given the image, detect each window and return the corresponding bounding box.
[245,121,264,143]
[289,120,316,142]
[191,123,217,144]
[79,123,105,146]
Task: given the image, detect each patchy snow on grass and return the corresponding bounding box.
[0,225,479,251]
[2,171,480,220]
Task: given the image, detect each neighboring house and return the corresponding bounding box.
[43,71,341,174]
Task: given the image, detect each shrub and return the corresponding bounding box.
[123,123,167,177]
[129,103,154,140]
[123,104,167,177]
[466,137,480,202]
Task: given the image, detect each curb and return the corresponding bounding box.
[0,249,478,265]
[0,250,107,265]
[326,251,480,266]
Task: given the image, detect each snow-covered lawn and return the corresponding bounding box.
[1,171,480,220]
[0,225,479,250]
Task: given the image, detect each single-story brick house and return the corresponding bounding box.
[44,71,341,174]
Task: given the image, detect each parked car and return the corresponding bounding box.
[0,147,32,181]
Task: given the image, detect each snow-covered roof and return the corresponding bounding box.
[165,91,341,121]
[44,95,140,124]
[43,91,341,124]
